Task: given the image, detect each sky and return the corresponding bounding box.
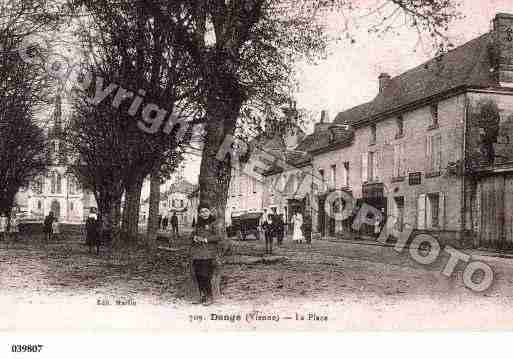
[181,0,513,185]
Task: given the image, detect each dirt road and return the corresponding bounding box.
[1,236,513,330]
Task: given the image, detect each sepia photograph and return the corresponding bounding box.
[2,0,513,349]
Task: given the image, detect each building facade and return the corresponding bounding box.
[227,13,513,249]
[15,95,96,223]
[225,105,306,226]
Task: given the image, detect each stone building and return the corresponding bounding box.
[300,13,513,247]
[225,104,305,226]
[231,13,513,248]
[161,179,197,226]
[15,95,96,222]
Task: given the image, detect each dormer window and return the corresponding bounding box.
[370,124,376,145]
[430,103,439,129]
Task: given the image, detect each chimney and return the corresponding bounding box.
[492,13,513,84]
[378,73,391,93]
[315,110,331,133]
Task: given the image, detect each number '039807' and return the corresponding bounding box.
[11,344,44,353]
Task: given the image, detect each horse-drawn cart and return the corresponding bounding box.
[227,211,262,241]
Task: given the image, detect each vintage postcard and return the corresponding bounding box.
[2,1,513,350]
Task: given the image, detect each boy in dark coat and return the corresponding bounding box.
[190,203,223,306]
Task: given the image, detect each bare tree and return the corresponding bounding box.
[67,0,199,242]
[0,0,64,221]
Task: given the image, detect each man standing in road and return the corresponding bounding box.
[43,211,56,241]
[171,212,179,236]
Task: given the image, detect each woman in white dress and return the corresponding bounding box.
[292,211,304,243]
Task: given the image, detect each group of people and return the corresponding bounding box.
[259,208,313,255]
[158,212,179,235]
[259,208,285,255]
[0,213,19,241]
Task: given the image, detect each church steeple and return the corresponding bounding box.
[49,93,62,138]
[47,92,66,165]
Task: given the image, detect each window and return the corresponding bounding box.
[56,173,62,193]
[33,177,43,194]
[417,192,445,230]
[369,152,375,180]
[396,116,404,138]
[426,133,442,173]
[330,165,336,189]
[50,173,56,194]
[251,177,257,193]
[70,201,74,211]
[68,177,78,195]
[362,152,380,182]
[172,199,176,207]
[430,103,439,128]
[393,143,406,177]
[180,199,184,207]
[428,193,440,228]
[37,200,42,210]
[370,124,377,144]
[343,162,350,187]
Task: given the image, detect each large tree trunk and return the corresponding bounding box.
[96,191,114,238]
[188,95,241,301]
[147,164,161,244]
[121,175,144,241]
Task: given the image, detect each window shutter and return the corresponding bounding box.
[436,134,442,171]
[425,195,432,229]
[401,143,406,176]
[372,152,378,181]
[361,152,368,182]
[426,136,432,172]
[417,194,426,230]
[393,145,399,177]
[439,192,445,229]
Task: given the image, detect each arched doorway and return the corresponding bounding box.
[50,200,60,219]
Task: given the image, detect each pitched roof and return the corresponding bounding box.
[334,32,496,126]
[295,124,354,154]
[263,148,311,175]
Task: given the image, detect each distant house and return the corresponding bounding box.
[161,179,197,226]
[225,104,306,226]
